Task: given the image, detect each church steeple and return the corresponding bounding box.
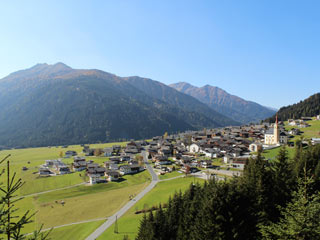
[274,114,280,144]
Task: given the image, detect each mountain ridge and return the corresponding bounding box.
[170,82,276,124]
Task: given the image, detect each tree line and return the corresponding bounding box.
[135,143,320,240]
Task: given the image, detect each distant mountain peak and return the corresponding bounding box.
[53,62,72,69]
[170,81,276,124]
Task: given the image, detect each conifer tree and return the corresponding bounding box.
[0,155,51,240]
[272,145,294,208]
[136,214,153,240]
[260,177,320,239]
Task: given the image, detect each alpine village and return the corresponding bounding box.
[1,2,320,240]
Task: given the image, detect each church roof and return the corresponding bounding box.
[265,129,274,135]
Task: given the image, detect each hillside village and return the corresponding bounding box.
[37,115,320,185]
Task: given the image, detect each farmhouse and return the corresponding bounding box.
[200,160,212,168]
[88,166,106,185]
[249,143,262,152]
[279,132,288,144]
[119,164,144,175]
[65,150,77,157]
[39,168,53,176]
[58,166,70,175]
[73,156,87,171]
[105,170,121,181]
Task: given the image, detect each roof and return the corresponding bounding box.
[265,129,274,135]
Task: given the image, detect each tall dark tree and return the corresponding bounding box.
[260,177,320,239]
[272,146,295,208]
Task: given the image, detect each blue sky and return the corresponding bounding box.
[0,1,319,108]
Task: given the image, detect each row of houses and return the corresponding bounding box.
[39,159,71,176]
[72,155,145,185]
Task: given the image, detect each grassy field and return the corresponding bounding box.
[300,120,320,139]
[46,220,105,240]
[97,177,204,240]
[159,170,183,180]
[284,119,320,141]
[262,146,295,160]
[35,182,149,229]
[8,170,151,234]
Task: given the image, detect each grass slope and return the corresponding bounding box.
[47,220,105,240]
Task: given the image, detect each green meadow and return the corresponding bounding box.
[48,221,105,240]
[284,118,320,142]
[262,146,295,160]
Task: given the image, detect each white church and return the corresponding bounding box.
[264,115,280,145]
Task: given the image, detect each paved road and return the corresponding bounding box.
[85,150,159,240]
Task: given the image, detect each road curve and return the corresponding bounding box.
[85,150,158,240]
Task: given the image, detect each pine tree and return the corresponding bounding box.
[0,155,51,240]
[260,177,320,239]
[272,145,294,206]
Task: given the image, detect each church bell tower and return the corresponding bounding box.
[274,114,280,144]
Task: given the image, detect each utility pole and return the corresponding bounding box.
[114,215,118,234]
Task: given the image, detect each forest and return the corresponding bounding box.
[135,142,320,240]
[267,93,320,122]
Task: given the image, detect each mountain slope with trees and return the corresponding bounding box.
[0,63,238,148]
[266,93,320,122]
[170,82,276,124]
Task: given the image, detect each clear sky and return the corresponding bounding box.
[0,1,319,108]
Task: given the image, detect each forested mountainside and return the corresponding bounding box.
[266,93,320,122]
[0,63,238,148]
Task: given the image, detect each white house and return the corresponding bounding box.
[279,132,288,144]
[200,148,219,158]
[89,174,104,185]
[249,143,262,152]
[105,171,121,181]
[312,138,320,145]
[223,154,233,164]
[188,143,200,153]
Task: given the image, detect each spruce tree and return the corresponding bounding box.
[272,145,294,208]
[0,155,51,240]
[260,177,320,239]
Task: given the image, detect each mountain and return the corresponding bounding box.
[170,82,276,124]
[266,93,320,122]
[0,63,238,148]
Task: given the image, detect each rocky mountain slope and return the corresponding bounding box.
[170,82,276,123]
